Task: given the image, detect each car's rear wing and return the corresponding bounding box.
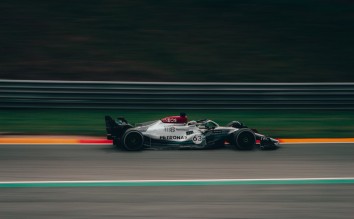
[104,116,132,140]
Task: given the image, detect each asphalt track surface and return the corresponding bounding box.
[1,143,354,218]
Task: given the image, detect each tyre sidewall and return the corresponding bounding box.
[122,130,144,151]
[233,128,256,150]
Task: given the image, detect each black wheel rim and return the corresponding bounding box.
[124,132,143,150]
[237,131,255,149]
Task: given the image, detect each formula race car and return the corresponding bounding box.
[105,113,279,151]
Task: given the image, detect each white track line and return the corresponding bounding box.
[1,177,354,184]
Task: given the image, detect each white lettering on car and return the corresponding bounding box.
[160,136,188,140]
[164,127,176,132]
[166,118,177,123]
[192,134,203,144]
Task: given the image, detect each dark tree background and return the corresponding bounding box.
[1,0,353,82]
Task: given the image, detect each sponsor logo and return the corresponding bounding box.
[160,136,188,140]
[164,127,176,132]
[186,131,194,135]
[212,130,222,134]
[166,118,177,123]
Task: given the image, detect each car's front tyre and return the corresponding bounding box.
[231,128,256,150]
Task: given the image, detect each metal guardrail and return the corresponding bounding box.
[1,79,354,109]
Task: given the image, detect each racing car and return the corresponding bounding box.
[104,113,279,151]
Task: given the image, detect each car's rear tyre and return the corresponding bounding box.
[122,130,144,151]
[232,128,256,150]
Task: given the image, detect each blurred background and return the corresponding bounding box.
[1,0,354,138]
[1,1,354,219]
[1,0,354,82]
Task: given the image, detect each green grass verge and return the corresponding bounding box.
[1,109,354,138]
